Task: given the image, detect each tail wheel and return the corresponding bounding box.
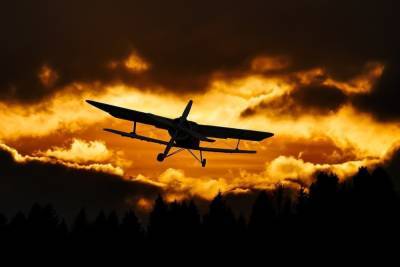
[201,159,206,167]
[157,153,165,162]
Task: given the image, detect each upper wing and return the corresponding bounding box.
[195,124,273,141]
[86,100,173,130]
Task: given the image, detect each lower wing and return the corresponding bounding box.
[104,128,256,154]
[195,124,273,141]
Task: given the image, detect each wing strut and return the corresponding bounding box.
[132,121,136,134]
[236,139,241,150]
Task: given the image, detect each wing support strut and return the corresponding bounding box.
[236,139,241,150]
[132,121,136,134]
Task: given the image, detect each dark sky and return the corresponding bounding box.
[1,0,399,121]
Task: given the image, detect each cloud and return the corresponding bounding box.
[1,143,123,176]
[251,55,291,72]
[1,0,399,104]
[123,52,150,73]
[382,142,400,190]
[264,155,380,186]
[0,137,396,219]
[38,139,112,162]
[240,63,385,118]
[292,85,348,112]
[1,78,400,172]
[353,61,400,121]
[0,143,160,219]
[134,154,381,201]
[35,138,130,168]
[241,84,347,117]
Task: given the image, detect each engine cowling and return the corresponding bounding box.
[168,118,200,148]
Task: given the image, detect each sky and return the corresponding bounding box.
[1,0,400,216]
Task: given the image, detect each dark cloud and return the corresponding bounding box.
[0,0,399,103]
[0,145,160,220]
[292,85,347,112]
[0,145,301,221]
[384,144,400,191]
[353,61,400,121]
[241,84,347,117]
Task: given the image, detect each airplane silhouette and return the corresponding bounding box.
[86,100,273,167]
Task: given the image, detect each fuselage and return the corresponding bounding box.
[167,118,200,149]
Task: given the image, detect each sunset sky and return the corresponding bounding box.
[1,0,400,216]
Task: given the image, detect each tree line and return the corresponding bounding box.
[1,167,399,253]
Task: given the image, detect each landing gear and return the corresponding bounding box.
[200,150,206,167]
[157,153,165,162]
[201,158,206,167]
[157,147,207,167]
[187,149,206,167]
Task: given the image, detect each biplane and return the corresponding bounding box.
[86,100,273,167]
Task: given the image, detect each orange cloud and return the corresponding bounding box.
[251,55,290,72]
[124,52,150,73]
[33,138,131,168]
[135,197,154,212]
[0,64,399,203]
[37,138,112,162]
[0,143,123,176]
[292,62,384,95]
[132,153,381,201]
[323,62,384,94]
[0,77,398,162]
[38,65,59,87]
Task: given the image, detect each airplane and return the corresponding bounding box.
[86,99,273,167]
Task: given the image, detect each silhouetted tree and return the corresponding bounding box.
[148,195,168,241]
[185,200,201,237]
[353,167,373,194]
[351,167,374,224]
[57,219,69,239]
[236,213,247,241]
[0,213,7,235]
[296,186,308,215]
[0,166,398,253]
[72,208,88,242]
[9,211,27,242]
[93,210,108,241]
[249,191,275,238]
[108,211,119,230]
[203,192,237,242]
[309,172,339,214]
[372,167,396,202]
[25,203,59,240]
[120,209,142,242]
[274,184,285,213]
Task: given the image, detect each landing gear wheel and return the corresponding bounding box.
[201,159,206,167]
[157,153,165,162]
